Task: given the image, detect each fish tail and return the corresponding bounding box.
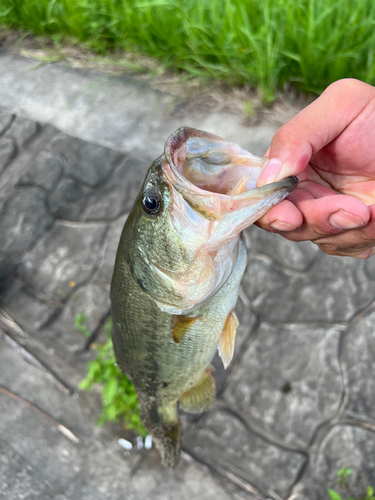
[151,421,181,468]
[141,402,181,468]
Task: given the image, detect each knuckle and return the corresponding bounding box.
[324,78,365,96]
[317,242,337,253]
[273,122,299,144]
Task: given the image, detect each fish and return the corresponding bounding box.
[110,127,297,467]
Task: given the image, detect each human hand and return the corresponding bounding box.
[256,78,375,259]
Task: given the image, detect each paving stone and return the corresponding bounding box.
[130,450,250,500]
[224,322,343,447]
[242,253,375,322]
[344,306,375,422]
[0,278,60,332]
[0,386,131,500]
[0,53,286,164]
[48,176,92,220]
[212,296,258,394]
[184,408,306,498]
[4,116,39,147]
[0,254,14,283]
[18,222,108,302]
[292,425,375,500]
[365,256,375,279]
[0,187,54,258]
[0,110,14,136]
[0,441,69,500]
[47,155,145,221]
[38,284,110,361]
[94,214,127,284]
[78,155,147,221]
[0,137,16,173]
[19,150,63,191]
[1,335,227,500]
[51,133,122,187]
[0,335,78,427]
[245,225,319,271]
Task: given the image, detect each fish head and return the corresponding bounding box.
[127,127,298,314]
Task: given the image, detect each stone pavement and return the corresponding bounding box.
[0,52,375,500]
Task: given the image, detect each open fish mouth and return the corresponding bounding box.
[163,126,298,224]
[141,127,298,315]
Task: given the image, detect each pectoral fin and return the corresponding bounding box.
[218,309,239,369]
[171,315,200,343]
[179,368,216,413]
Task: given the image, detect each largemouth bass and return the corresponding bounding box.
[111,127,297,467]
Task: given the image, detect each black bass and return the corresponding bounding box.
[111,127,297,467]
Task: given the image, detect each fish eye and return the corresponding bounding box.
[142,190,162,215]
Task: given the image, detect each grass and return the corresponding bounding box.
[328,469,375,500]
[78,316,147,437]
[1,0,375,101]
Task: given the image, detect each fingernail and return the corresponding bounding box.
[257,158,283,187]
[270,220,297,232]
[329,210,365,230]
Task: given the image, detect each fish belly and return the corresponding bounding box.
[111,236,247,465]
[111,238,246,404]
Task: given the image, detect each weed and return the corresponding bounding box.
[74,311,91,338]
[328,468,375,500]
[77,315,147,437]
[243,100,255,119]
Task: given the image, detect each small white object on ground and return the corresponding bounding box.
[136,436,144,449]
[118,438,133,450]
[144,435,153,450]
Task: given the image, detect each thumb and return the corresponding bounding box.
[257,79,375,187]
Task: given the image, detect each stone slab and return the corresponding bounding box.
[293,425,375,500]
[224,322,343,447]
[0,187,54,258]
[0,53,279,163]
[344,306,375,423]
[242,253,375,323]
[245,225,319,271]
[18,222,108,303]
[183,408,306,498]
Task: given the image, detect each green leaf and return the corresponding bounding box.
[102,377,118,403]
[336,468,353,480]
[75,312,91,337]
[78,378,92,390]
[328,489,343,500]
[79,317,146,436]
